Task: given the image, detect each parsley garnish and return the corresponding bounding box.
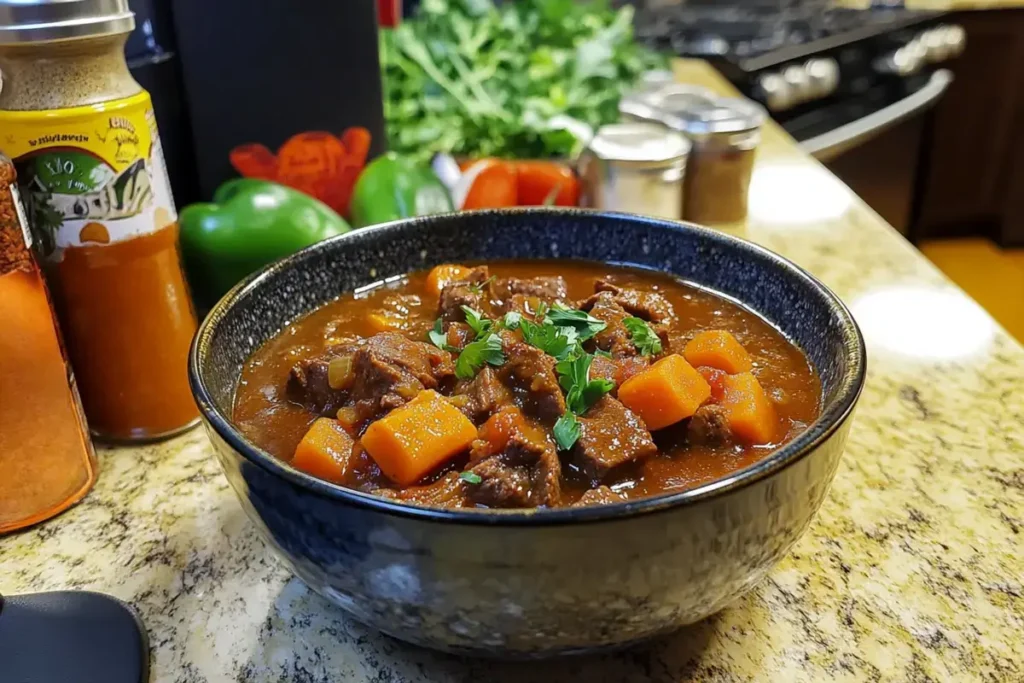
[455,333,505,379]
[552,348,615,450]
[468,275,496,295]
[623,316,663,356]
[519,318,578,361]
[501,311,522,330]
[594,348,613,358]
[544,303,607,341]
[461,305,492,338]
[553,412,581,452]
[459,471,482,484]
[428,318,450,351]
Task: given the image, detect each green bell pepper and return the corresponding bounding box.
[179,179,351,310]
[349,152,453,228]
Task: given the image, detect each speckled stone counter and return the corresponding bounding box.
[2,61,1021,682]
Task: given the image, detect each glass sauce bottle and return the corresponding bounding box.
[0,153,98,533]
[0,0,199,440]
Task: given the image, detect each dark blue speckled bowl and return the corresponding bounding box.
[189,209,865,657]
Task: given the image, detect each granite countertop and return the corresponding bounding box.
[2,61,1022,682]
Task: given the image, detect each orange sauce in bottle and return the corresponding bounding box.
[0,156,97,533]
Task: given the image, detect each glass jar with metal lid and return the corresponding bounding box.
[0,0,200,441]
[665,95,765,225]
[578,123,690,220]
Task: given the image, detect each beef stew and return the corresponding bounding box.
[233,261,820,508]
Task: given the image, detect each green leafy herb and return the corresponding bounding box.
[502,311,523,330]
[380,0,667,162]
[556,353,614,414]
[428,318,450,350]
[461,305,492,338]
[545,302,607,341]
[552,348,615,451]
[455,333,505,379]
[468,275,496,295]
[519,318,578,361]
[594,348,613,358]
[553,411,581,451]
[459,471,483,484]
[623,316,663,356]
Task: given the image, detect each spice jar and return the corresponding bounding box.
[0,0,199,441]
[666,96,766,225]
[578,123,690,220]
[1,153,98,533]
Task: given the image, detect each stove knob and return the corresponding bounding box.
[906,38,928,67]
[783,64,813,103]
[922,28,951,63]
[759,72,795,111]
[805,57,839,97]
[877,44,922,76]
[943,24,966,57]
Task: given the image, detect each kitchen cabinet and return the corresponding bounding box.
[915,8,1024,246]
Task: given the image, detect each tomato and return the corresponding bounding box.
[515,161,579,207]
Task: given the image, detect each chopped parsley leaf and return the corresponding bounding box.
[460,305,492,338]
[623,316,663,356]
[455,333,505,379]
[553,412,581,451]
[459,471,482,484]
[545,302,607,341]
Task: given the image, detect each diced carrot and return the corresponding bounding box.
[696,366,727,403]
[292,418,357,483]
[684,330,753,374]
[425,264,472,297]
[720,372,777,445]
[361,390,478,486]
[618,354,711,431]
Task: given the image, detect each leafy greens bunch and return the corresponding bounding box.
[380,0,667,161]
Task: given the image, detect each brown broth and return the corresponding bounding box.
[233,261,820,503]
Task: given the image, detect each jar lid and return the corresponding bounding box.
[0,0,134,45]
[587,123,690,168]
[662,95,766,136]
[620,83,717,123]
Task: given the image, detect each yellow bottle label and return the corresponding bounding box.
[0,92,177,258]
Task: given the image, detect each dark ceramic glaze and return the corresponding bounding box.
[189,209,865,657]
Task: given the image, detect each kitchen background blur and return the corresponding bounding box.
[117,0,1024,340]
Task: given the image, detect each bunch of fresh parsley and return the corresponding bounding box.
[380,0,667,161]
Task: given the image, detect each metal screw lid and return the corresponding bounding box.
[0,0,134,45]
[587,123,690,168]
[661,95,767,136]
[620,83,717,124]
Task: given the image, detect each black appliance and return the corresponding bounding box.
[635,1,964,235]
[170,0,387,201]
[125,0,199,208]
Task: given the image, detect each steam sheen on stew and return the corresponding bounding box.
[233,261,820,509]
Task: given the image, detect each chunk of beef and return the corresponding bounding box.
[501,293,543,318]
[346,333,455,425]
[581,291,637,358]
[453,366,514,423]
[572,486,625,507]
[373,472,470,509]
[438,266,490,324]
[686,404,734,447]
[493,276,567,304]
[287,341,360,415]
[591,279,674,323]
[589,353,620,387]
[466,417,561,508]
[573,396,657,481]
[497,335,567,425]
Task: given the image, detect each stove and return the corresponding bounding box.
[632,1,967,236]
[634,1,963,142]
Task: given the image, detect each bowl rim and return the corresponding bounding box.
[189,208,866,526]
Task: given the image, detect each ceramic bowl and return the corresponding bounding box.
[189,209,865,657]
